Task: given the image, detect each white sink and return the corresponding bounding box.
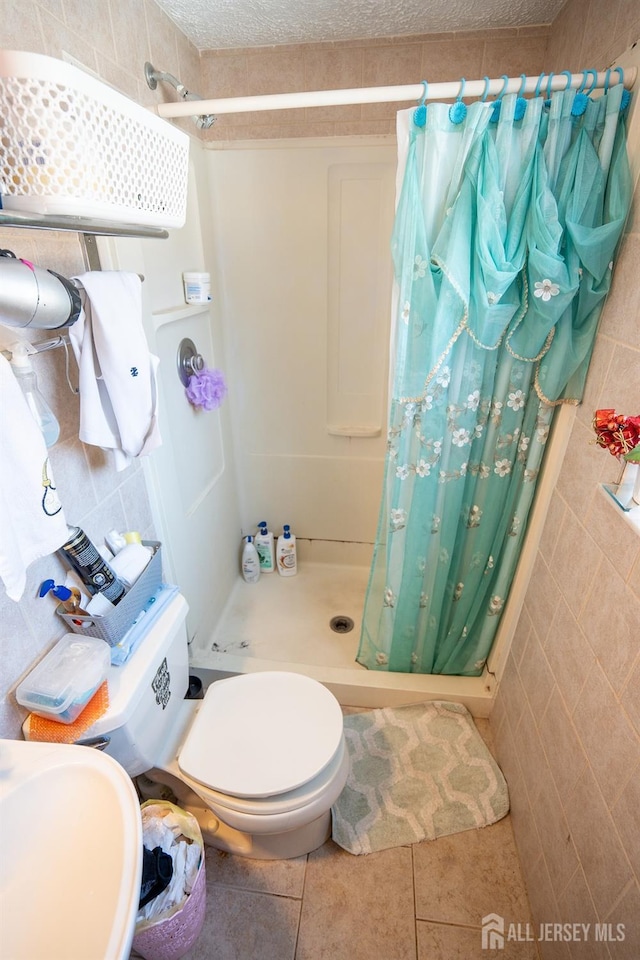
[0,738,142,960]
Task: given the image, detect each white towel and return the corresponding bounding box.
[0,354,68,601]
[70,272,161,471]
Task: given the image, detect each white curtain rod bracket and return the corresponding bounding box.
[155,69,637,119]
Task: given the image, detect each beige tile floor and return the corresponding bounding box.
[133,719,539,960]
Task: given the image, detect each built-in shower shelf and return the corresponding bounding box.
[151,303,211,332]
[327,425,381,438]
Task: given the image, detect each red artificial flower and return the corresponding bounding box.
[593,409,640,459]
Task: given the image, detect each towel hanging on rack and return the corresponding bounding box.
[69,271,161,471]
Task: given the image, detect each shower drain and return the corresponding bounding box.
[330,615,355,634]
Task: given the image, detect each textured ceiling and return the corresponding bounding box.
[154,0,566,50]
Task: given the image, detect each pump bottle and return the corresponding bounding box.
[255,521,275,573]
[241,535,261,583]
[39,579,89,616]
[276,525,297,577]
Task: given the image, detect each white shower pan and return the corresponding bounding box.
[188,554,495,717]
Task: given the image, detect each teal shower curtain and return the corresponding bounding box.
[357,83,631,676]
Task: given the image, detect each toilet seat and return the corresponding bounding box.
[184,736,347,817]
[178,671,344,799]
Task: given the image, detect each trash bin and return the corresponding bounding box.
[132,801,206,960]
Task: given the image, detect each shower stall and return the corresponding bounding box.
[101,129,572,717]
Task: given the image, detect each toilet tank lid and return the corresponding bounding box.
[178,671,344,799]
[89,593,188,736]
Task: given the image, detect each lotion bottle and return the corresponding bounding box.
[241,536,261,583]
[255,521,275,573]
[276,525,297,577]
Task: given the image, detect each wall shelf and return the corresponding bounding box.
[0,211,169,239]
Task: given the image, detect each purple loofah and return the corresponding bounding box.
[185,367,227,411]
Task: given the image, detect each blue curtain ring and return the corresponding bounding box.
[612,66,625,85]
[546,69,572,109]
[585,68,598,96]
[480,76,491,102]
[490,74,509,122]
[571,70,590,116]
[534,73,546,97]
[449,77,467,124]
[514,73,528,121]
[611,64,631,106]
[570,68,598,113]
[604,68,612,93]
[413,80,428,127]
[544,71,555,108]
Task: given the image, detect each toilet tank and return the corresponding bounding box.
[89,593,190,776]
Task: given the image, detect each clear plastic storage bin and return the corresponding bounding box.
[16,635,110,724]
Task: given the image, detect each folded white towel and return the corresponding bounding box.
[70,272,161,471]
[0,354,68,601]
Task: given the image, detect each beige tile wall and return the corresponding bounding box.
[0,0,200,738]
[199,27,550,141]
[492,3,640,956]
[1,0,200,133]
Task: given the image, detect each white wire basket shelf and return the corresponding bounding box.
[0,51,189,229]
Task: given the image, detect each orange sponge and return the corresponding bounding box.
[28,682,110,744]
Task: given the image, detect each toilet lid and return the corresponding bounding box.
[178,671,344,798]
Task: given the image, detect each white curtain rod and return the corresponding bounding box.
[156,68,637,119]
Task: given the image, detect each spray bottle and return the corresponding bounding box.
[9,340,60,447]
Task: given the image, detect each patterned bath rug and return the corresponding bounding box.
[331,700,509,855]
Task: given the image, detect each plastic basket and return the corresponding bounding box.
[133,857,206,960]
[57,542,163,646]
[0,51,189,228]
[133,800,206,960]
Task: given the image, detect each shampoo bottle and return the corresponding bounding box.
[241,535,261,583]
[276,525,297,577]
[255,521,275,573]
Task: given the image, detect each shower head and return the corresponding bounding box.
[144,62,217,130]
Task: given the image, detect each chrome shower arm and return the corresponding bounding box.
[144,62,216,129]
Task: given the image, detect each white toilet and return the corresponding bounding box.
[67,594,350,859]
